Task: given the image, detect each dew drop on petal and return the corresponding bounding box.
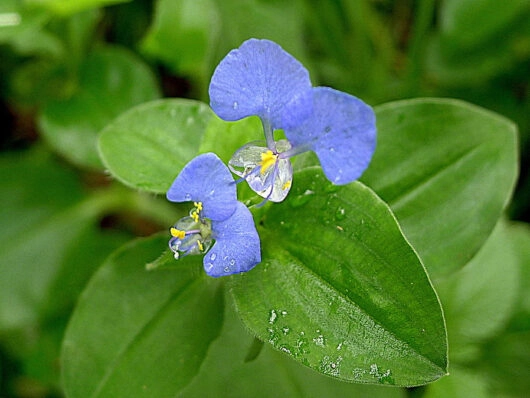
[184,193,192,201]
[210,253,216,261]
[233,101,238,110]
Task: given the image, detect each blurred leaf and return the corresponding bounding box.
[423,365,489,398]
[62,234,224,397]
[506,222,530,331]
[141,0,215,77]
[427,2,530,86]
[98,99,214,193]
[25,0,131,16]
[39,45,160,169]
[0,0,61,57]
[439,0,530,51]
[181,294,406,398]
[481,330,530,398]
[232,169,447,386]
[435,220,519,363]
[0,149,127,331]
[361,98,518,279]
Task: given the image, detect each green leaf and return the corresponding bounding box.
[424,365,489,398]
[506,222,530,331]
[98,98,214,193]
[231,168,447,386]
[181,293,406,398]
[25,0,131,15]
[361,98,518,278]
[141,0,215,77]
[435,220,520,363]
[481,330,530,397]
[62,234,224,397]
[39,45,160,169]
[199,115,262,163]
[0,149,127,331]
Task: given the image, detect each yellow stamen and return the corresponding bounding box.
[197,240,204,251]
[259,150,278,175]
[190,201,203,223]
[170,227,186,239]
[282,180,292,190]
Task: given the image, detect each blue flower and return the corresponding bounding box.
[209,38,376,202]
[166,153,261,277]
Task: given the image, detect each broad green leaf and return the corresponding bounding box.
[199,115,262,163]
[98,99,214,193]
[181,293,406,398]
[232,168,447,386]
[361,98,518,278]
[141,0,215,77]
[435,220,519,363]
[39,45,160,169]
[0,149,127,331]
[62,234,224,398]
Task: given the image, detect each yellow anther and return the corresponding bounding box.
[170,227,186,239]
[259,150,278,175]
[190,201,203,223]
[197,240,204,251]
[282,180,292,190]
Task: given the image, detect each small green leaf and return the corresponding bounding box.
[435,220,520,363]
[39,45,160,169]
[362,98,518,278]
[62,234,224,397]
[98,98,214,193]
[231,168,447,386]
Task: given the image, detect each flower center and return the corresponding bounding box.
[168,201,213,260]
[259,150,278,175]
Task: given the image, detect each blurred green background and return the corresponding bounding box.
[1,0,529,397]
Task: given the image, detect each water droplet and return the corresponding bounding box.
[269,310,278,324]
[289,190,314,208]
[280,310,288,316]
[229,259,236,266]
[335,207,346,221]
[184,193,192,201]
[223,266,230,273]
[313,333,325,347]
[209,253,216,261]
[233,101,238,110]
[282,327,290,335]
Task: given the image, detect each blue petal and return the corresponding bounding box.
[209,39,312,130]
[204,202,261,277]
[166,153,237,221]
[285,87,376,185]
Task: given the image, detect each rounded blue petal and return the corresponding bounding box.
[166,153,237,221]
[285,87,376,185]
[204,202,261,277]
[209,38,312,130]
